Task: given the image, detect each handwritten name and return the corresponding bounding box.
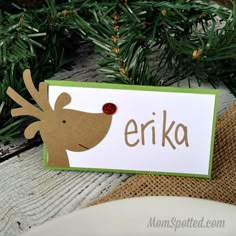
[124,110,189,150]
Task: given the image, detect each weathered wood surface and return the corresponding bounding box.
[0,146,130,236]
[0,41,236,236]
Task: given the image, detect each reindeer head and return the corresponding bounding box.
[7,69,116,167]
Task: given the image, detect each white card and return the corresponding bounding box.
[45,81,218,178]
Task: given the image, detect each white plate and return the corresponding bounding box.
[23,196,236,236]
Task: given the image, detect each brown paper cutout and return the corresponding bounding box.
[7,69,115,168]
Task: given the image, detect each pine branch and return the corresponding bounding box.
[76,0,236,87]
[0,0,85,140]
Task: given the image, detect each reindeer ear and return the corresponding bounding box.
[24,121,41,139]
[54,92,71,110]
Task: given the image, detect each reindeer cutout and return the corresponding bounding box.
[7,69,116,168]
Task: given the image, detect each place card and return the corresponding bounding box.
[7,70,218,178]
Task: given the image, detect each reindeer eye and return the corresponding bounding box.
[62,120,66,124]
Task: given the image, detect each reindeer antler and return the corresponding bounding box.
[23,69,52,112]
[6,69,52,120]
[6,69,73,140]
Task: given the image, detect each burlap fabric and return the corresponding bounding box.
[90,102,236,206]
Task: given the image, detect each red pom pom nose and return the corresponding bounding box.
[102,103,117,115]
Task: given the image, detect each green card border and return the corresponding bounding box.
[44,80,219,179]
